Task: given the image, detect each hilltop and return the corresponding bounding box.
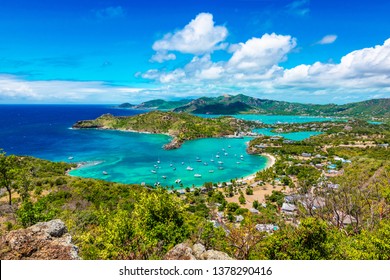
[73,111,256,149]
[119,94,390,119]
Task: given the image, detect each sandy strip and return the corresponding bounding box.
[240,153,276,184]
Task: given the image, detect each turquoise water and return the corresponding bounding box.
[0,105,323,188]
[69,132,267,187]
[253,128,322,141]
[196,114,332,124]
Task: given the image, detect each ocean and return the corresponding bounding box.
[0,105,323,187]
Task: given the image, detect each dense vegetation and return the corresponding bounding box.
[73,111,255,148]
[1,111,390,260]
[120,94,390,119]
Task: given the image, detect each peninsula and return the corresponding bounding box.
[73,111,257,149]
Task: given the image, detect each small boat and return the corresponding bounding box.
[209,170,214,173]
[186,166,194,171]
[194,174,202,178]
[151,170,157,174]
[102,171,108,175]
[203,162,208,166]
[216,155,220,158]
[154,182,160,186]
[181,162,185,165]
[173,167,176,170]
[154,164,158,168]
[68,156,74,160]
[175,179,181,184]
[218,161,223,164]
[228,145,231,148]
[162,175,167,179]
[236,161,241,164]
[196,159,202,162]
[218,166,224,170]
[240,155,244,158]
[157,160,160,164]
[222,148,225,151]
[170,163,173,167]
[224,153,228,156]
[210,159,214,162]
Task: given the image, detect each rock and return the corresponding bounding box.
[192,243,206,259]
[164,242,234,260]
[164,243,196,260]
[0,219,80,260]
[200,250,234,260]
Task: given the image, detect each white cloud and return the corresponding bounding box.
[151,13,228,62]
[150,52,176,63]
[0,75,145,103]
[316,35,338,45]
[227,33,297,73]
[141,36,390,103]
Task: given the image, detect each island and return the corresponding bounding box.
[72,111,259,149]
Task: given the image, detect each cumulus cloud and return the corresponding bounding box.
[151,13,228,62]
[316,35,338,45]
[141,36,390,103]
[227,33,297,73]
[280,38,390,87]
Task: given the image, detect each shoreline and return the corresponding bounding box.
[240,153,276,184]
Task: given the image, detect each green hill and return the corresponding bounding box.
[120,94,389,119]
[73,111,254,149]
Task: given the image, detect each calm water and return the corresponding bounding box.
[196,114,332,124]
[253,128,322,141]
[0,105,322,187]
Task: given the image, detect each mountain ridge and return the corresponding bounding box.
[118,94,390,119]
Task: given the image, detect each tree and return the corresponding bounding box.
[0,152,17,205]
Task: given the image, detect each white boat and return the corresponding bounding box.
[228,145,231,148]
[68,156,74,160]
[210,159,214,162]
[162,175,167,179]
[157,160,160,164]
[173,167,176,170]
[181,162,184,165]
[216,155,220,158]
[218,161,223,164]
[218,166,224,170]
[154,182,160,186]
[170,163,173,167]
[236,161,241,164]
[209,170,214,173]
[224,153,228,156]
[203,162,208,166]
[151,170,156,173]
[186,166,194,171]
[175,179,181,184]
[102,171,108,175]
[194,174,202,178]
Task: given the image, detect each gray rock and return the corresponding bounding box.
[192,243,206,259]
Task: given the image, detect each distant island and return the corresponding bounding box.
[118,94,390,120]
[73,111,258,149]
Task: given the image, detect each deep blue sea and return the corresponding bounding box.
[0,105,323,187]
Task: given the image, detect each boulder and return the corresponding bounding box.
[164,242,234,260]
[0,219,80,260]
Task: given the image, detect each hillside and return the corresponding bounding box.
[119,99,192,110]
[72,111,255,149]
[120,94,390,119]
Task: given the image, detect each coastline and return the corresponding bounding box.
[240,153,276,184]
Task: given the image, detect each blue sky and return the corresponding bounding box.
[0,0,390,104]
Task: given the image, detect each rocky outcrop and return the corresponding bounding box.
[163,138,183,150]
[164,243,234,260]
[0,219,80,260]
